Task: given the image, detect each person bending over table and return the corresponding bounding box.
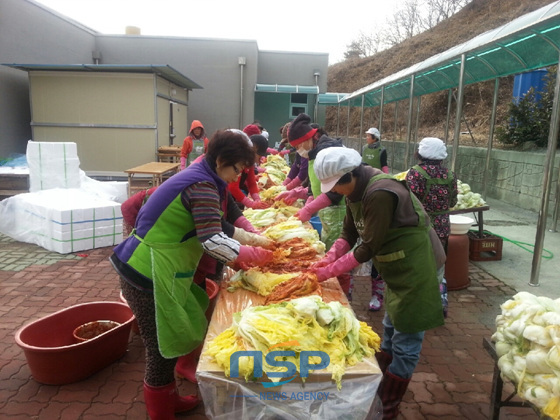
[110,130,273,419]
[309,147,445,420]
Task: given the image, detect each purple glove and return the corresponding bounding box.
[233,215,258,233]
[180,157,187,170]
[274,187,308,206]
[236,245,274,265]
[313,252,360,282]
[295,193,332,222]
[311,238,351,269]
[256,166,266,173]
[285,177,302,191]
[282,177,292,186]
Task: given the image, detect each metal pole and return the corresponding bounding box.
[404,75,415,171]
[336,104,341,137]
[445,89,453,144]
[484,78,500,199]
[451,54,466,172]
[346,100,351,142]
[379,87,385,135]
[359,95,365,151]
[413,96,421,165]
[393,101,399,172]
[529,58,560,286]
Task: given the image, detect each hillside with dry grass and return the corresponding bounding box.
[326,0,557,147]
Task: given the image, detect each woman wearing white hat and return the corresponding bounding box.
[310,147,445,419]
[406,137,458,318]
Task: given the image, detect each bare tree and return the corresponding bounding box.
[344,0,472,57]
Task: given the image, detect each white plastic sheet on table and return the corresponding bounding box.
[197,275,383,420]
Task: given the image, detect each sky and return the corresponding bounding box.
[34,0,398,64]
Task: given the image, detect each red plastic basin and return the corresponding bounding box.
[15,301,134,385]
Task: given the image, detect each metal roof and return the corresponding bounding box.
[2,63,203,90]
[255,84,319,94]
[341,1,560,107]
[318,92,349,104]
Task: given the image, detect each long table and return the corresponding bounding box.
[124,161,179,197]
[196,275,383,420]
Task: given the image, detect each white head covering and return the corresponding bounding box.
[366,127,380,140]
[314,147,362,193]
[418,137,447,160]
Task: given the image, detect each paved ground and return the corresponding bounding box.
[0,227,551,419]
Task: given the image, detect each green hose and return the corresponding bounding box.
[472,230,554,260]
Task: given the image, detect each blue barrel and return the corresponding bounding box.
[309,216,322,236]
[513,69,548,104]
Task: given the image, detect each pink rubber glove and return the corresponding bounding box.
[242,196,270,209]
[251,192,261,202]
[233,216,258,233]
[257,166,266,173]
[313,252,360,282]
[295,193,332,222]
[311,238,351,269]
[180,157,187,170]
[282,177,292,186]
[267,148,279,155]
[279,150,290,157]
[382,166,389,174]
[236,245,274,266]
[285,177,302,191]
[274,187,308,206]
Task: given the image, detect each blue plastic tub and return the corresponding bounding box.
[309,216,322,236]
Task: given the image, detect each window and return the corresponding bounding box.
[290,93,307,117]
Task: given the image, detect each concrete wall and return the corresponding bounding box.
[0,0,97,157]
[0,0,329,160]
[344,137,560,213]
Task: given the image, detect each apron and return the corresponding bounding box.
[411,165,455,216]
[133,231,209,358]
[309,158,346,250]
[362,144,385,169]
[189,138,205,165]
[348,174,444,333]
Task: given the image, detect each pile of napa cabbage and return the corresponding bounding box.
[492,292,560,418]
[450,180,487,210]
[205,295,380,390]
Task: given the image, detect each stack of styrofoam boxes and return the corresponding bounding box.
[11,141,123,253]
[27,141,82,192]
[13,188,123,254]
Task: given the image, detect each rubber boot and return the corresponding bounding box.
[175,344,203,384]
[375,350,393,375]
[377,371,411,420]
[143,380,200,419]
[369,275,385,311]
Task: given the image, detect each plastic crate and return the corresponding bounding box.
[468,232,503,261]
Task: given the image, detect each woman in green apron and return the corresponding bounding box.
[310,147,445,420]
[406,137,458,318]
[111,130,274,419]
[275,113,352,296]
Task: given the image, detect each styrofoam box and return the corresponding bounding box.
[27,141,82,192]
[12,189,123,254]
